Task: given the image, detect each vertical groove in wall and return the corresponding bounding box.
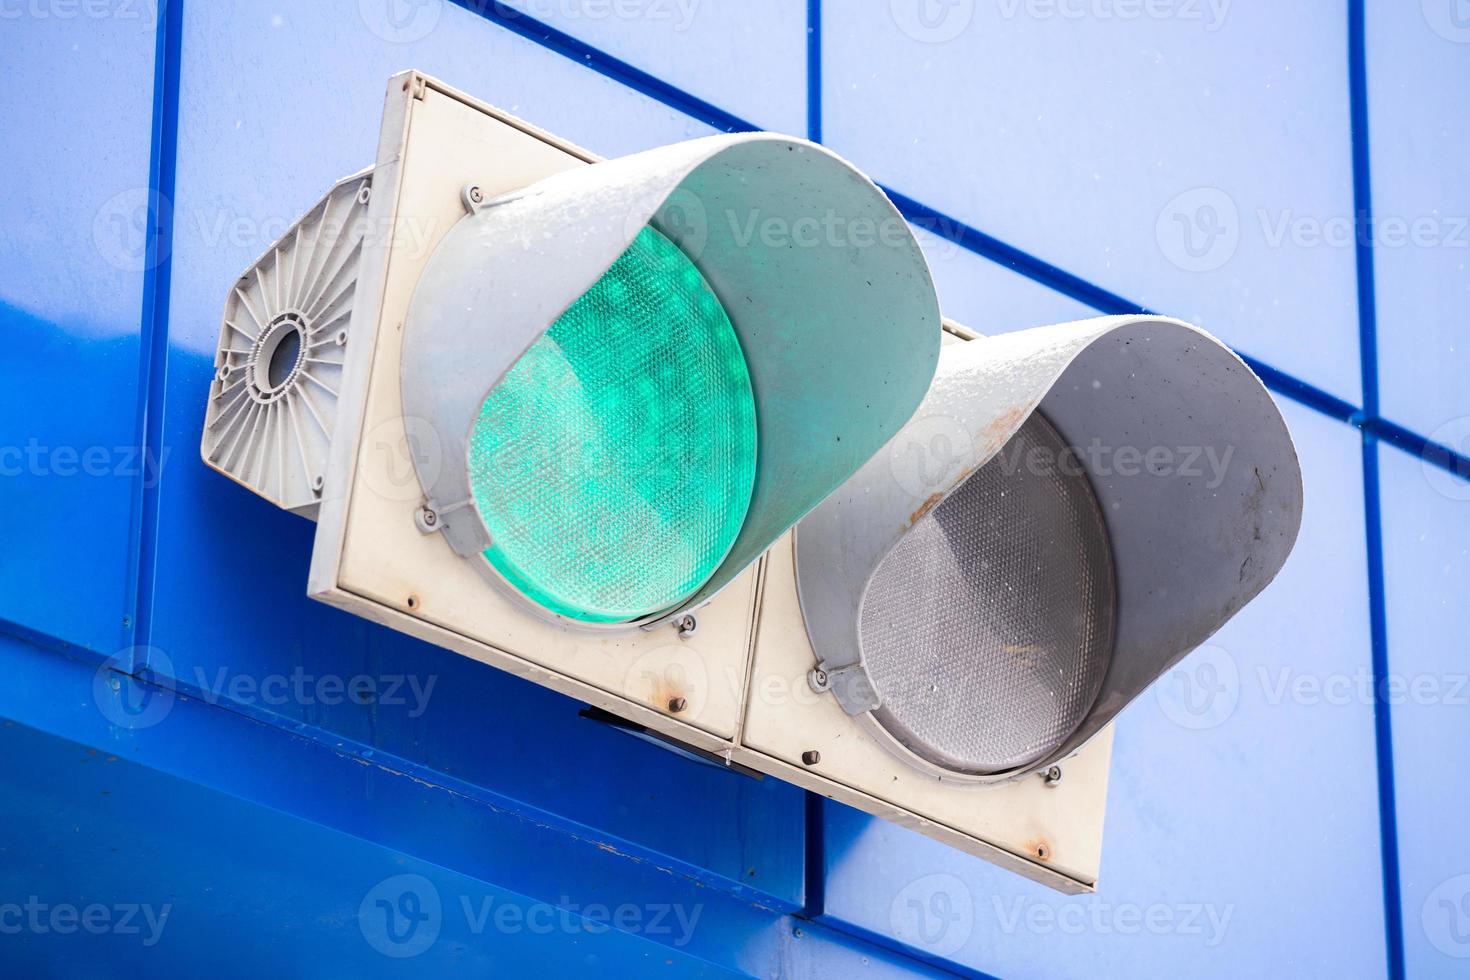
[806,0,822,144]
[128,0,185,663]
[800,0,827,924]
[1347,0,1405,976]
[801,790,826,919]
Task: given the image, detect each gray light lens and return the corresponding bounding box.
[859,411,1116,776]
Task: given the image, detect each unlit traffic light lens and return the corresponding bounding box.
[860,411,1115,774]
[469,226,757,623]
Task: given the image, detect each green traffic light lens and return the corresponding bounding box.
[468,226,757,623]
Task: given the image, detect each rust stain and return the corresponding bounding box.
[983,405,1028,448]
[909,464,979,525]
[909,490,946,525]
[653,679,685,714]
[1027,837,1053,863]
[909,406,1031,526]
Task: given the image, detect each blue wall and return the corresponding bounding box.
[1,1,1466,976]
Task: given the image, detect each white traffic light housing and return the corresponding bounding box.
[399,134,940,627]
[200,72,1303,893]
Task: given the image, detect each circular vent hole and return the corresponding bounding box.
[266,325,302,389]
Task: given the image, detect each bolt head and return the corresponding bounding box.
[668,697,687,713]
[801,750,820,766]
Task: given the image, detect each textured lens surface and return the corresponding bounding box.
[469,226,756,623]
[860,411,1115,775]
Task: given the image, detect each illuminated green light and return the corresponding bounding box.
[468,226,757,623]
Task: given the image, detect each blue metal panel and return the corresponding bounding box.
[0,630,955,978]
[1378,448,1470,977]
[819,5,1362,406]
[1364,1,1470,442]
[142,0,802,909]
[910,227,1094,335]
[490,0,808,134]
[0,7,158,654]
[817,403,1387,978]
[0,720,744,977]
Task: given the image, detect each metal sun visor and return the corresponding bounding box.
[795,316,1304,781]
[399,132,942,627]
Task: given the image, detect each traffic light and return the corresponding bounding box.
[790,316,1303,781]
[201,72,1302,892]
[395,129,941,627]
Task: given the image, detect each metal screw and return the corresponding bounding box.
[801,750,820,766]
[421,508,437,527]
[1043,765,1062,786]
[668,697,687,713]
[807,667,829,692]
[468,185,483,204]
[675,614,698,638]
